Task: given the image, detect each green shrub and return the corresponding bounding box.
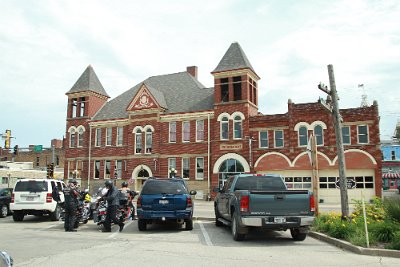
[348,228,377,248]
[352,197,385,222]
[386,231,400,250]
[369,221,398,242]
[383,198,400,223]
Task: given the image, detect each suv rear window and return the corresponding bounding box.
[14,181,48,192]
[141,180,188,195]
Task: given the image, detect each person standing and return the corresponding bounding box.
[63,179,79,232]
[102,180,124,232]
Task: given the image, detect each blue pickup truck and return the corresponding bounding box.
[137,177,197,231]
[214,174,315,241]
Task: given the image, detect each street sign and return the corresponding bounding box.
[335,178,356,189]
[34,145,43,152]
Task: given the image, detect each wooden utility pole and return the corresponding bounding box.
[318,64,349,219]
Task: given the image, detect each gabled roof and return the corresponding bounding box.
[212,42,256,74]
[66,65,109,97]
[93,71,214,121]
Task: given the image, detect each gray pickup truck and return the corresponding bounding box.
[214,174,315,241]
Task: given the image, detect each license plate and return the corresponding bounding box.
[26,196,34,201]
[159,200,169,204]
[274,217,286,223]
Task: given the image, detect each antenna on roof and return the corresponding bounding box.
[358,84,369,107]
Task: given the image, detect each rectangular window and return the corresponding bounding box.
[168,158,176,177]
[274,130,284,148]
[233,76,242,101]
[221,78,229,102]
[196,157,204,180]
[182,158,190,179]
[391,151,396,160]
[70,131,76,148]
[95,128,102,147]
[106,128,112,146]
[76,160,82,179]
[135,132,142,154]
[80,97,85,117]
[169,122,176,143]
[116,127,123,146]
[36,157,40,167]
[196,120,204,141]
[234,120,242,139]
[221,119,229,140]
[94,161,100,179]
[342,126,350,145]
[259,131,268,148]
[104,160,111,179]
[71,98,77,118]
[77,129,83,147]
[182,121,190,142]
[285,177,312,189]
[115,160,122,179]
[357,125,369,144]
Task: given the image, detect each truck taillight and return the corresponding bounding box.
[11,193,14,203]
[46,193,53,203]
[137,196,142,208]
[310,195,315,212]
[240,195,249,212]
[186,196,192,208]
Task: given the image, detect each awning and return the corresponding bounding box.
[382,172,400,179]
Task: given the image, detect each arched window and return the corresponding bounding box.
[145,128,153,153]
[221,117,229,140]
[314,125,324,146]
[233,115,242,139]
[135,129,142,154]
[77,127,84,147]
[298,126,308,146]
[218,159,244,188]
[70,128,76,148]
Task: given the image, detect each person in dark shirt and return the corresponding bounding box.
[63,179,79,232]
[102,180,124,232]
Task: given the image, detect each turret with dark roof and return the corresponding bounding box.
[66,65,109,97]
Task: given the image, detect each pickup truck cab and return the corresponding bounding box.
[137,177,196,231]
[214,174,315,241]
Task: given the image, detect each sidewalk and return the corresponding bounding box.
[192,200,400,258]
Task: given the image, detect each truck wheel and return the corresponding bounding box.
[138,219,147,231]
[13,211,24,222]
[231,212,246,241]
[214,207,223,227]
[185,219,193,230]
[290,228,307,241]
[50,205,61,221]
[0,204,8,218]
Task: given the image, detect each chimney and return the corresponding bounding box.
[186,66,198,79]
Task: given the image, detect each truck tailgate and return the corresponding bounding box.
[249,190,311,215]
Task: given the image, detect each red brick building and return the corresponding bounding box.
[64,42,381,203]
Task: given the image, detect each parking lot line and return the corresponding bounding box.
[197,221,213,246]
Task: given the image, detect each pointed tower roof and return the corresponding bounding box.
[212,42,256,75]
[66,65,109,97]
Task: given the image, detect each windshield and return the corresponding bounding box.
[141,180,188,195]
[14,181,48,192]
[234,176,286,191]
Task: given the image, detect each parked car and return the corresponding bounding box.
[10,179,66,221]
[137,177,196,231]
[0,188,13,218]
[214,174,315,241]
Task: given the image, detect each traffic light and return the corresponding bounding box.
[50,163,54,178]
[13,145,18,155]
[4,130,11,149]
[46,164,51,178]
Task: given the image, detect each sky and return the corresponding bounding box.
[1,0,399,148]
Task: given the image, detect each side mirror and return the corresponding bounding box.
[189,190,197,195]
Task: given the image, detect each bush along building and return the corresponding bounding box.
[64,42,382,203]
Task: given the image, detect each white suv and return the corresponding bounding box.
[10,179,65,221]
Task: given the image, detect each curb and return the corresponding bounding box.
[309,231,400,258]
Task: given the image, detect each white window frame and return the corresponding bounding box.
[314,125,324,146]
[94,160,100,179]
[104,160,111,179]
[145,128,153,154]
[182,158,190,180]
[298,126,308,147]
[196,157,204,180]
[342,126,351,145]
[135,129,142,154]
[196,120,205,142]
[69,129,76,148]
[116,126,123,146]
[115,160,122,179]
[274,130,284,148]
[182,121,190,143]
[106,127,112,146]
[77,127,84,147]
[259,131,268,148]
[95,128,102,147]
[220,117,229,140]
[169,122,177,143]
[357,125,369,144]
[233,115,242,139]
